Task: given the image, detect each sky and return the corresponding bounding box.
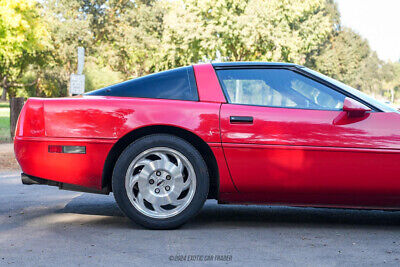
[336,0,400,62]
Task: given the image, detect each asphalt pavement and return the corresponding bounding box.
[1,170,400,266]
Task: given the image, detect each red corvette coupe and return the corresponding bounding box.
[14,62,400,229]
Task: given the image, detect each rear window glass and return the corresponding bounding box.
[86,66,198,101]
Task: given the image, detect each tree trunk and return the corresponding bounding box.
[1,76,7,101]
[391,88,395,103]
[1,87,6,101]
[10,97,24,139]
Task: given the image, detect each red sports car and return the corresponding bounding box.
[14,62,400,229]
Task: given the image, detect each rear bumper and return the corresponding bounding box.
[21,173,109,194]
[14,136,115,190]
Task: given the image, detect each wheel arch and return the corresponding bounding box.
[102,125,219,199]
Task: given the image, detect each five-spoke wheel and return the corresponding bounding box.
[112,134,209,229]
[125,147,196,219]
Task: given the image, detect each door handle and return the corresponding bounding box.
[230,116,253,123]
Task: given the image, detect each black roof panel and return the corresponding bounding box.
[212,61,300,69]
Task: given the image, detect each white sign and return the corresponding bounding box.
[70,74,85,95]
[77,47,84,74]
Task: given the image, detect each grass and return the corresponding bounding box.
[0,101,9,108]
[0,101,10,143]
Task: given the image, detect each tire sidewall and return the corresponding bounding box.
[112,134,209,229]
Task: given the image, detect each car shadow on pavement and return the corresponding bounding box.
[191,203,400,229]
[57,193,400,230]
[59,193,124,217]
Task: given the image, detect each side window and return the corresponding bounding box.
[86,66,198,101]
[216,68,345,110]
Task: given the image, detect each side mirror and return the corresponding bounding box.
[343,97,371,117]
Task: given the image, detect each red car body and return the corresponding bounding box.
[14,62,400,209]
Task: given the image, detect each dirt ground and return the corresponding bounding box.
[0,143,19,170]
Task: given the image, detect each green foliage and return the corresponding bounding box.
[161,0,335,67]
[0,0,50,99]
[37,0,93,97]
[84,61,123,92]
[309,27,400,103]
[0,102,10,141]
[311,28,380,91]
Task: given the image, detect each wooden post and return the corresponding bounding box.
[10,97,24,139]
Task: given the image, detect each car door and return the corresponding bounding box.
[217,67,400,206]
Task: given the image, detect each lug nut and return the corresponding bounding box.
[156,171,161,176]
[155,188,160,193]
[166,175,171,180]
[165,186,170,191]
[149,179,154,184]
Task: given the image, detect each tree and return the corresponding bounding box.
[2,0,399,104]
[310,27,400,102]
[160,0,336,68]
[35,0,92,97]
[0,0,49,100]
[381,62,400,103]
[90,0,165,77]
[36,0,165,96]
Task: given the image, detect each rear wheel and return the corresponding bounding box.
[112,134,209,229]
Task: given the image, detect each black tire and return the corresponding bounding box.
[112,134,209,229]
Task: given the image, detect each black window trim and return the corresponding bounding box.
[186,66,199,101]
[85,66,200,102]
[214,65,381,112]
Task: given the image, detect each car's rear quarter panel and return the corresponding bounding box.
[43,97,221,141]
[15,96,224,190]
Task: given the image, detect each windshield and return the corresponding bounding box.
[301,67,398,113]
